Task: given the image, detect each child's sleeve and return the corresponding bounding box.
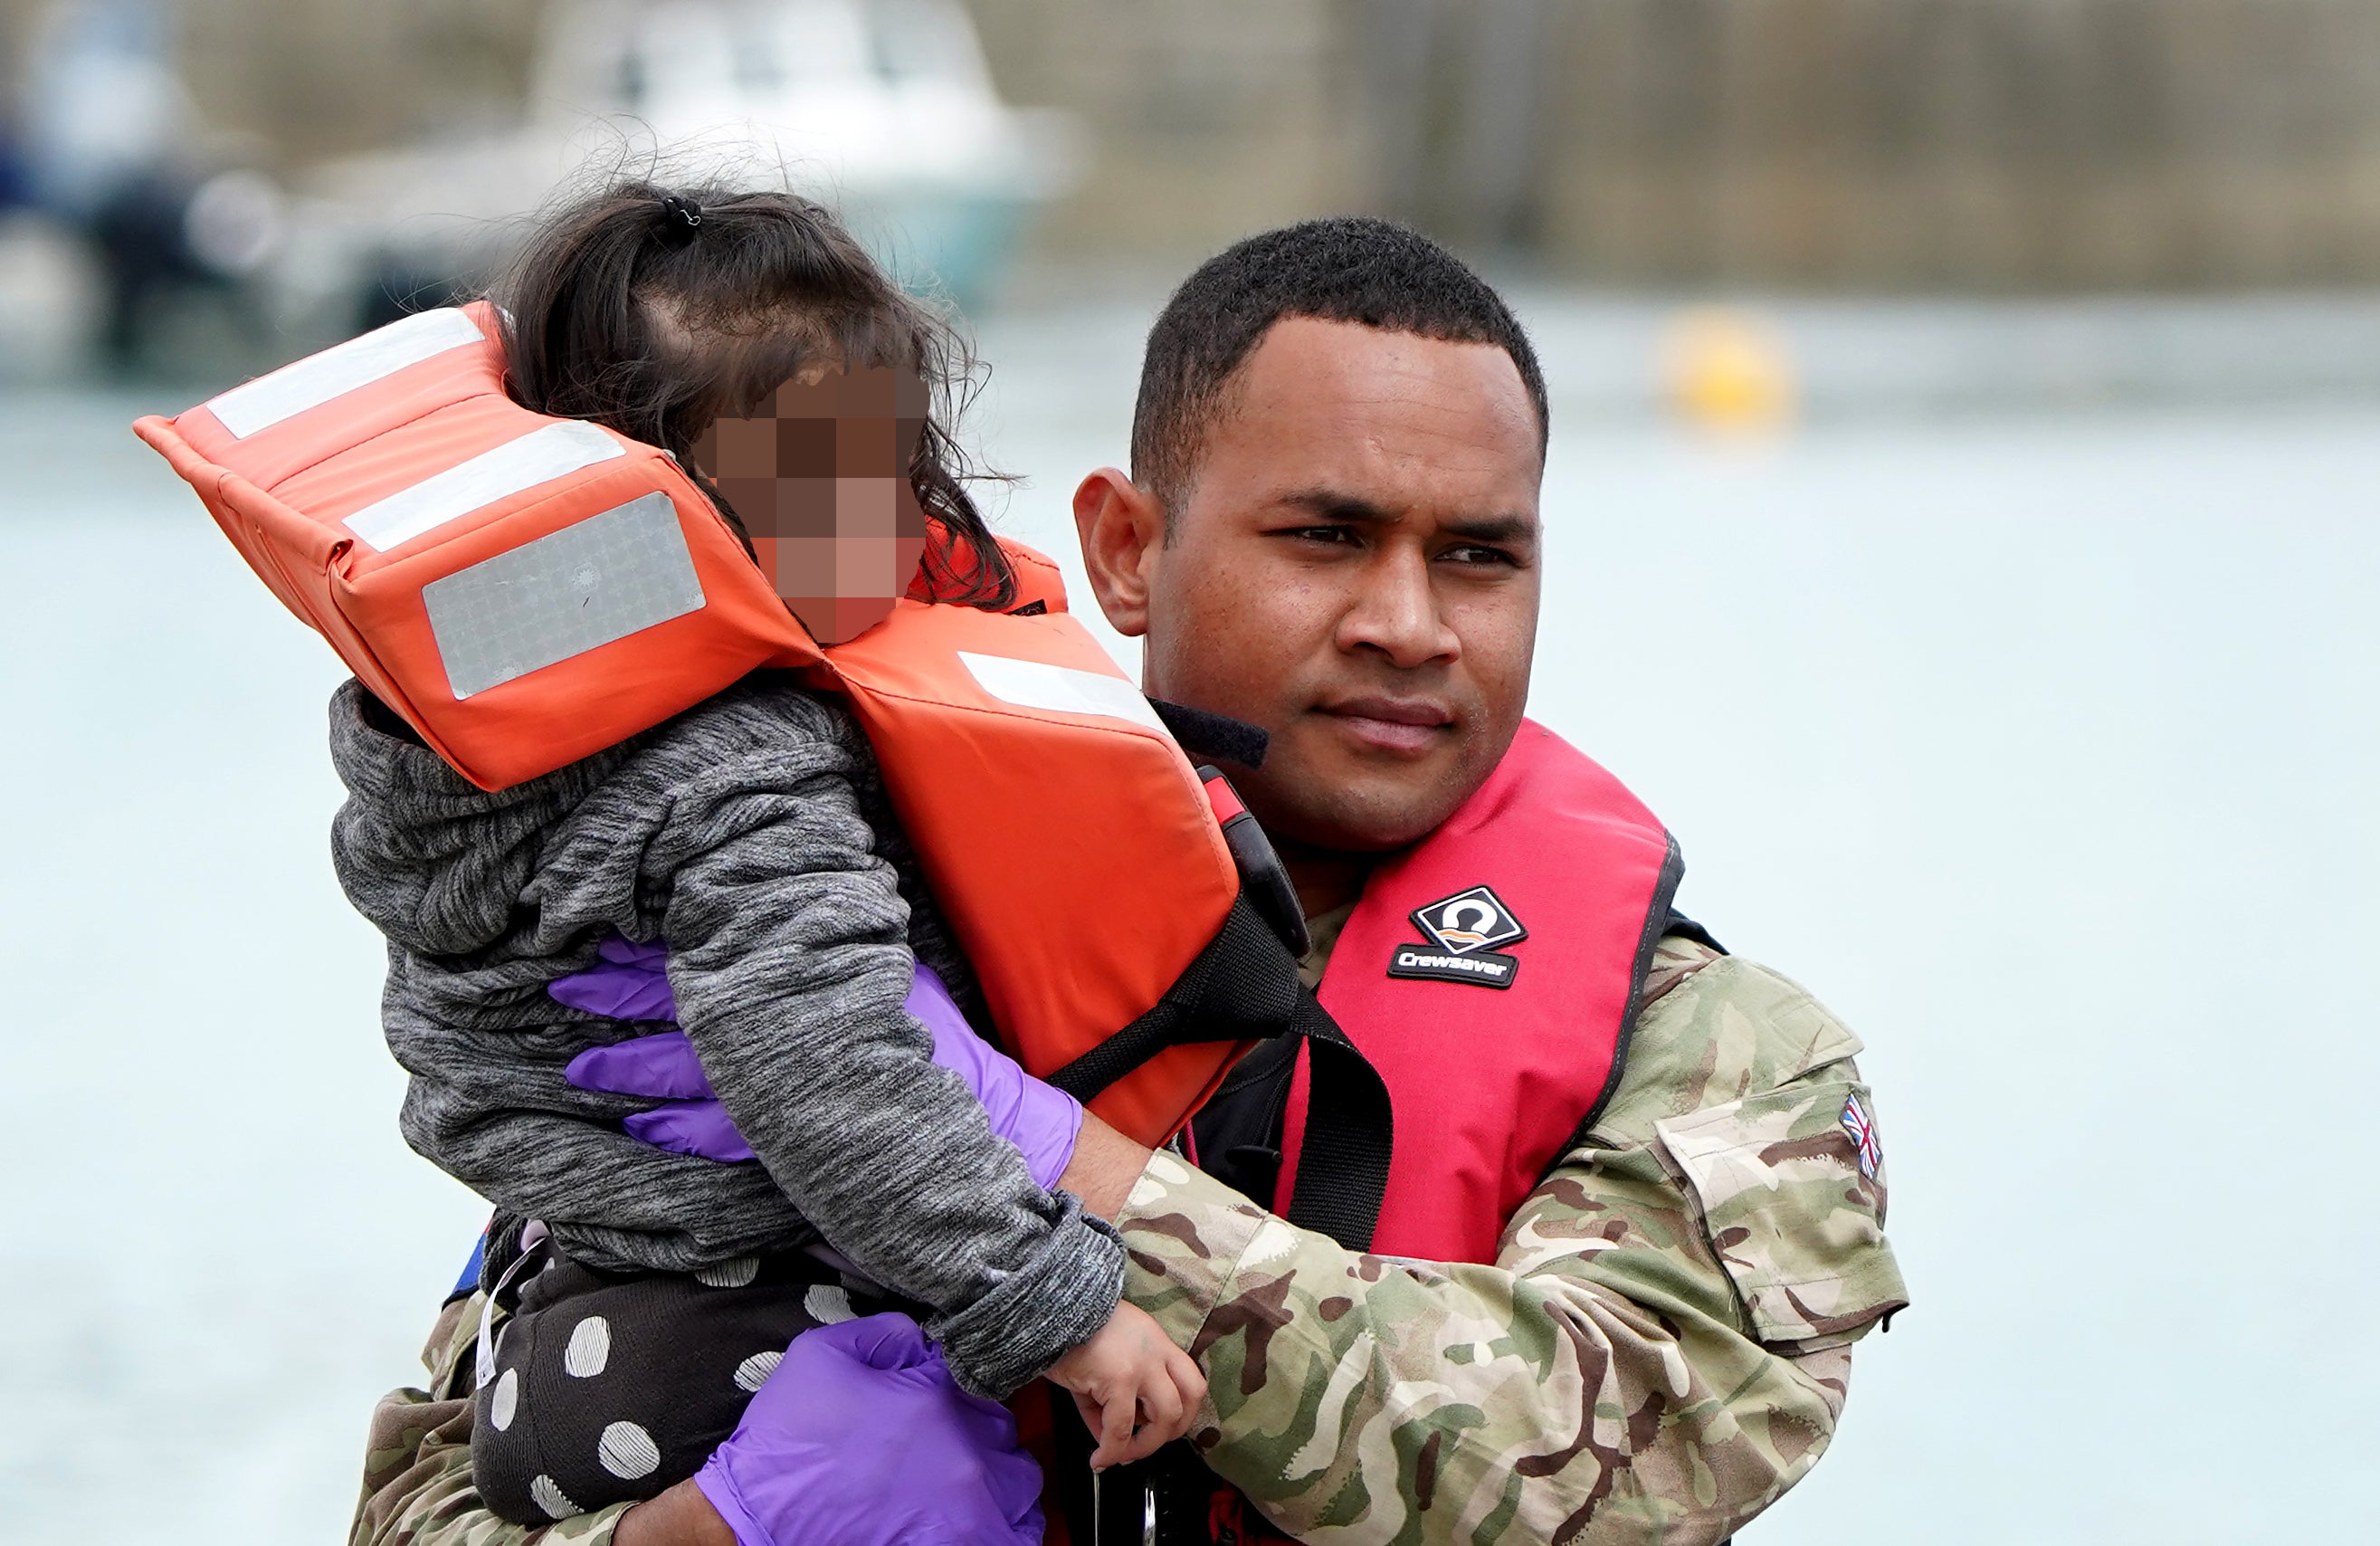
[646,692,1123,1398]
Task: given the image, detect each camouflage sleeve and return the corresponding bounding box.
[349,1293,632,1546]
[1119,942,1909,1545]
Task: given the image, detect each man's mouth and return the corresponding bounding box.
[1315,694,1456,755]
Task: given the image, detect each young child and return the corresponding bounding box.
[327,181,1201,1525]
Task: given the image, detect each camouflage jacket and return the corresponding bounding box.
[1119,939,1906,1544]
[350,940,1907,1546]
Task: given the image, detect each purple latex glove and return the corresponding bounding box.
[902,959,1086,1189]
[694,1312,1042,1546]
[563,1029,757,1163]
[549,934,677,1020]
[559,948,1084,1188]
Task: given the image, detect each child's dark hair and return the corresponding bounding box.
[490,179,1014,608]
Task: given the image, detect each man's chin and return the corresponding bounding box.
[1248,763,1471,855]
[1242,714,1521,854]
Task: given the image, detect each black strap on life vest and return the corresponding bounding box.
[1044,764,1304,1101]
[1042,759,1394,1251]
[1197,766,1308,959]
[1278,998,1392,1251]
[1044,888,1395,1255]
[1043,891,1299,1101]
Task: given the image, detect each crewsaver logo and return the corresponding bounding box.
[1388,884,1526,989]
[1413,886,1527,954]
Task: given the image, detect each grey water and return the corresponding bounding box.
[4,298,2375,1543]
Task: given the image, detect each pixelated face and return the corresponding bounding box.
[690,362,930,644]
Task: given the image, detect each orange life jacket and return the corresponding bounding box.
[132,302,1304,1146]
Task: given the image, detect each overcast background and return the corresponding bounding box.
[5,3,2379,1541]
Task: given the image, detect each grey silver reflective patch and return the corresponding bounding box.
[424,492,705,700]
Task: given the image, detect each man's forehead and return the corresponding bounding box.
[1184,321,1542,526]
[1189,320,1541,489]
[1233,318,1534,417]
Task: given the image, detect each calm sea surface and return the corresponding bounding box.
[5,301,2375,1542]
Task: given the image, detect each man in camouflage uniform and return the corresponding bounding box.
[350,219,1906,1546]
[1105,935,1895,1544]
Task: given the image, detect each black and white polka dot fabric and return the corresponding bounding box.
[471,1241,906,1524]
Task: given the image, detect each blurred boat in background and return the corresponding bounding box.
[0,0,1077,377]
[281,0,1079,332]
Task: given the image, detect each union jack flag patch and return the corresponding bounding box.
[1840,1093,1881,1179]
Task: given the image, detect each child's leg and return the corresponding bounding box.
[472,1245,900,1524]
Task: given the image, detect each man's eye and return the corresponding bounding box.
[1442,544,1519,567]
[1281,525,1360,546]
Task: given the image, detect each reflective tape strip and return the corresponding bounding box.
[345,422,624,552]
[205,308,484,439]
[424,492,705,700]
[958,651,1164,733]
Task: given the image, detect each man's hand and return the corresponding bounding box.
[565,1030,757,1161]
[564,955,1087,1188]
[666,1312,1044,1546]
[616,1480,738,1546]
[1046,1301,1206,1469]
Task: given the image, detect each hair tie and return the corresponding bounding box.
[657,194,703,244]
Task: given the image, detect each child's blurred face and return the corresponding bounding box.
[691,362,929,644]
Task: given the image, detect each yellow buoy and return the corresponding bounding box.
[1661,308,1797,432]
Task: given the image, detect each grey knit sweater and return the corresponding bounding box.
[327,675,1122,1397]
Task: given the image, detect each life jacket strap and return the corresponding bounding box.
[1047,893,1300,1101]
[1277,996,1393,1254]
[1197,768,1306,958]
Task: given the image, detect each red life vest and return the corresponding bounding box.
[130,303,1310,1150]
[1058,725,1682,1545]
[1277,718,1679,1264]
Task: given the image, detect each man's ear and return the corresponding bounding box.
[1071,467,1166,639]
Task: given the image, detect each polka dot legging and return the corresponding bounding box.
[471,1243,909,1523]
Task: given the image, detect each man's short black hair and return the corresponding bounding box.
[1130,216,1548,519]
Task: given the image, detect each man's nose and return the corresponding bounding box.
[1338,545,1460,669]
